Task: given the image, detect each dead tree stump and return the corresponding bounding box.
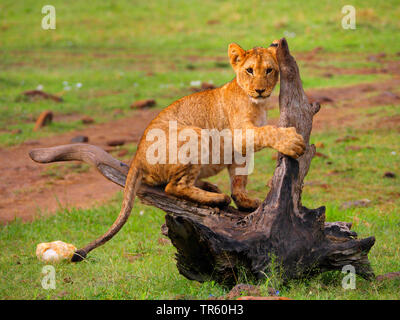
[29,38,375,285]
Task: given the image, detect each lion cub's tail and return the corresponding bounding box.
[71,164,143,262]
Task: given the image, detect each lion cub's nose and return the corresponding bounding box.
[256,89,265,95]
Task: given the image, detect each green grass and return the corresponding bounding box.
[0,50,391,146]
[1,0,399,145]
[0,0,399,300]
[1,0,400,53]
[1,122,399,299]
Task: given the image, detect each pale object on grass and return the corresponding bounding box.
[42,249,58,261]
[190,80,201,87]
[36,241,77,263]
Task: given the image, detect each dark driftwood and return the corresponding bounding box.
[29,38,375,284]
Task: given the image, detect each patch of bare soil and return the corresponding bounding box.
[308,79,400,131]
[374,114,400,131]
[1,77,399,224]
[266,78,400,130]
[0,109,158,224]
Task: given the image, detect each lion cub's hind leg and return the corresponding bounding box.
[165,165,231,207]
[195,180,223,194]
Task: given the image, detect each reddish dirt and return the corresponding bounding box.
[0,109,158,224]
[308,79,400,131]
[266,78,400,130]
[1,76,399,224]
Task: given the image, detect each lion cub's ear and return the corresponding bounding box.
[267,39,279,64]
[228,43,246,68]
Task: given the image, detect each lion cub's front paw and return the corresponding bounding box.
[232,194,261,212]
[273,127,305,158]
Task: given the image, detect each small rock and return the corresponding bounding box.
[157,238,170,245]
[117,149,129,157]
[107,139,125,147]
[307,94,334,104]
[383,171,396,178]
[376,272,400,282]
[161,223,168,237]
[341,199,371,210]
[81,116,94,124]
[33,110,53,131]
[201,82,216,90]
[70,135,89,143]
[226,284,262,300]
[315,152,329,158]
[190,80,201,87]
[21,90,63,103]
[36,241,76,263]
[346,145,362,151]
[63,277,73,284]
[124,253,144,263]
[335,135,359,143]
[130,99,156,109]
[207,19,220,25]
[191,82,216,92]
[315,96,334,104]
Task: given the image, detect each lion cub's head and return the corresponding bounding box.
[228,41,279,103]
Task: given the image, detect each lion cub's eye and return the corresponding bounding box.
[266,68,273,75]
[246,68,253,75]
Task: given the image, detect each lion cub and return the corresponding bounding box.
[72,40,305,261]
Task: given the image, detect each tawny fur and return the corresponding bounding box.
[72,40,305,261]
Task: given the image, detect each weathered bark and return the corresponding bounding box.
[29,38,375,284]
